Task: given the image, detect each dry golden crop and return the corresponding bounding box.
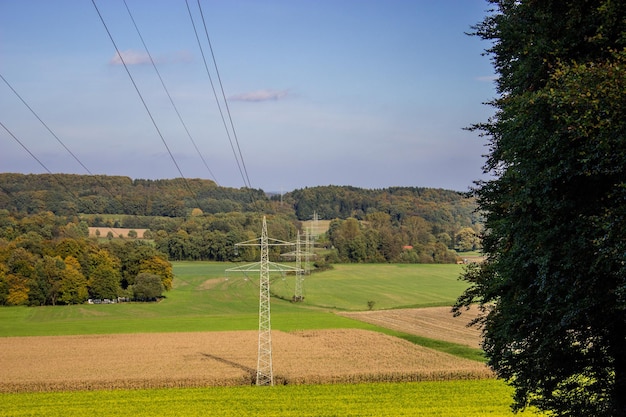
[0,329,491,392]
[339,306,483,349]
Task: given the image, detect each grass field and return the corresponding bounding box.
[0,262,541,416]
[0,262,468,337]
[272,263,469,310]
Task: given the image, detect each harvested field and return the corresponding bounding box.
[88,227,148,238]
[339,306,484,349]
[0,329,492,393]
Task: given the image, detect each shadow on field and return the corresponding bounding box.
[200,353,256,384]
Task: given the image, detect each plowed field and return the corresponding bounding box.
[339,306,483,349]
[0,329,491,392]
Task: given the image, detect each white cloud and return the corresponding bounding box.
[109,49,194,66]
[229,89,289,102]
[110,49,151,66]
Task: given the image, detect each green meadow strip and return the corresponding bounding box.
[0,380,544,417]
[382,330,486,362]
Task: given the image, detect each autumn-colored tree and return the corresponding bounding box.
[455,227,480,252]
[139,256,173,291]
[59,256,88,305]
[5,273,29,305]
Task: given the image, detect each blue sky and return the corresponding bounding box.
[1,0,495,192]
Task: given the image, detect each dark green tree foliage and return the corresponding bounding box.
[132,273,164,301]
[325,216,458,263]
[454,1,626,415]
[0,174,264,217]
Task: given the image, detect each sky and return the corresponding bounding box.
[0,0,496,193]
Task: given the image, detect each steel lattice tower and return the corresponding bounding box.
[293,232,303,301]
[225,216,302,386]
[256,217,272,386]
[305,228,312,276]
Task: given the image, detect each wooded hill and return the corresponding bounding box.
[0,173,481,264]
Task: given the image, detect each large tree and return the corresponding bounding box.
[454,1,626,416]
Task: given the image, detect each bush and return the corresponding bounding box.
[133,273,164,301]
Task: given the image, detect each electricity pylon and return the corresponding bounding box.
[311,211,320,237]
[294,232,303,302]
[226,216,301,386]
[305,227,315,276]
[293,229,316,301]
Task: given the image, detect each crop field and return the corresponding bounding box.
[339,306,483,349]
[0,262,540,415]
[1,380,545,417]
[0,329,491,393]
[87,227,148,238]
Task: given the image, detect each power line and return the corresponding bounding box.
[1,109,131,237]
[2,72,149,221]
[122,0,220,186]
[0,73,95,177]
[184,0,252,191]
[0,120,113,231]
[0,121,55,177]
[91,0,202,208]
[195,0,253,190]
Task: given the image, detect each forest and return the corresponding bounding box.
[0,173,481,305]
[0,211,173,306]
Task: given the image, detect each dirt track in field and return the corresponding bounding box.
[0,329,491,392]
[339,306,484,349]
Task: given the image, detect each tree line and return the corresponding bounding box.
[0,210,172,306]
[0,174,478,223]
[147,212,478,264]
[0,173,266,217]
[0,174,481,263]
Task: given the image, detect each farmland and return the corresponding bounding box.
[340,305,483,349]
[0,329,491,393]
[2,380,542,417]
[0,262,470,337]
[0,262,542,415]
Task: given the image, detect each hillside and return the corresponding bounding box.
[0,173,478,222]
[0,173,481,268]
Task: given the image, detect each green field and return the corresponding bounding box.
[0,262,468,337]
[284,263,470,310]
[0,380,543,417]
[0,262,541,416]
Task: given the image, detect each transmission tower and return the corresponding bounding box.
[291,228,316,302]
[305,227,314,276]
[226,216,301,386]
[257,216,271,385]
[294,232,303,302]
[311,211,320,237]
